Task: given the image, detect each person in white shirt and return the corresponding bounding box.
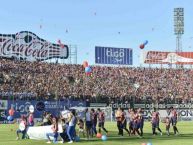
[85,108,92,140]
[67,110,77,143]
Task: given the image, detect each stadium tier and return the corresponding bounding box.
[0,59,192,104]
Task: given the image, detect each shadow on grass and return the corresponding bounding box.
[78,131,193,143]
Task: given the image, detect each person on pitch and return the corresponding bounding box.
[128,109,134,134]
[16,115,27,140]
[66,110,77,143]
[97,108,108,135]
[28,112,34,126]
[170,107,179,135]
[151,110,162,136]
[85,108,92,140]
[91,108,98,136]
[121,108,130,136]
[59,116,69,143]
[137,108,144,136]
[165,116,171,136]
[115,107,123,136]
[77,118,85,137]
[132,109,142,138]
[46,117,59,143]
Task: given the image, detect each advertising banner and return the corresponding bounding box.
[7,100,86,118]
[109,103,130,110]
[110,103,193,121]
[108,103,193,110]
[0,31,69,61]
[95,46,133,65]
[142,51,193,64]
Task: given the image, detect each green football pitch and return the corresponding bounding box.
[0,121,193,145]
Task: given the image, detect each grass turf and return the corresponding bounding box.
[0,121,193,145]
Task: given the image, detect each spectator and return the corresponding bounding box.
[0,59,192,104]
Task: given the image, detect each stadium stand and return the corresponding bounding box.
[0,59,193,104]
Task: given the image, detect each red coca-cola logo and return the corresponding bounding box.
[0,31,68,61]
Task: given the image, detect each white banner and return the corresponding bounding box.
[27,124,63,140]
[142,109,193,121]
[0,31,69,61]
[142,51,193,64]
[115,109,193,122]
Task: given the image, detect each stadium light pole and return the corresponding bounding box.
[174,8,184,53]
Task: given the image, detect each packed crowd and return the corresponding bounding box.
[0,59,193,104]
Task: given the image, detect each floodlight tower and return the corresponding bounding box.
[174,8,184,53]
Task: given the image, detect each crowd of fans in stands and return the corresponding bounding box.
[0,59,193,104]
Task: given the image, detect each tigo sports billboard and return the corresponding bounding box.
[95,46,133,65]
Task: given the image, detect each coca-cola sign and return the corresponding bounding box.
[142,51,193,64]
[0,31,69,61]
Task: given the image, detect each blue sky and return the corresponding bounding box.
[0,0,193,66]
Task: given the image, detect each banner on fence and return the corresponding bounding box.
[6,100,86,119]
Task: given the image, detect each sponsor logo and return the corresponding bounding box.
[106,48,124,62]
[11,101,31,113]
[0,31,69,61]
[78,102,84,107]
[44,101,64,109]
[146,51,166,60]
[144,51,193,64]
[35,102,45,112]
[95,46,132,65]
[109,103,130,109]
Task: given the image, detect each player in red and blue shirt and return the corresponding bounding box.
[91,108,98,136]
[97,108,108,135]
[151,111,162,136]
[170,107,179,135]
[137,108,144,136]
[121,108,130,136]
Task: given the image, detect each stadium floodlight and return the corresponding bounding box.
[174,8,184,54]
[174,8,184,35]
